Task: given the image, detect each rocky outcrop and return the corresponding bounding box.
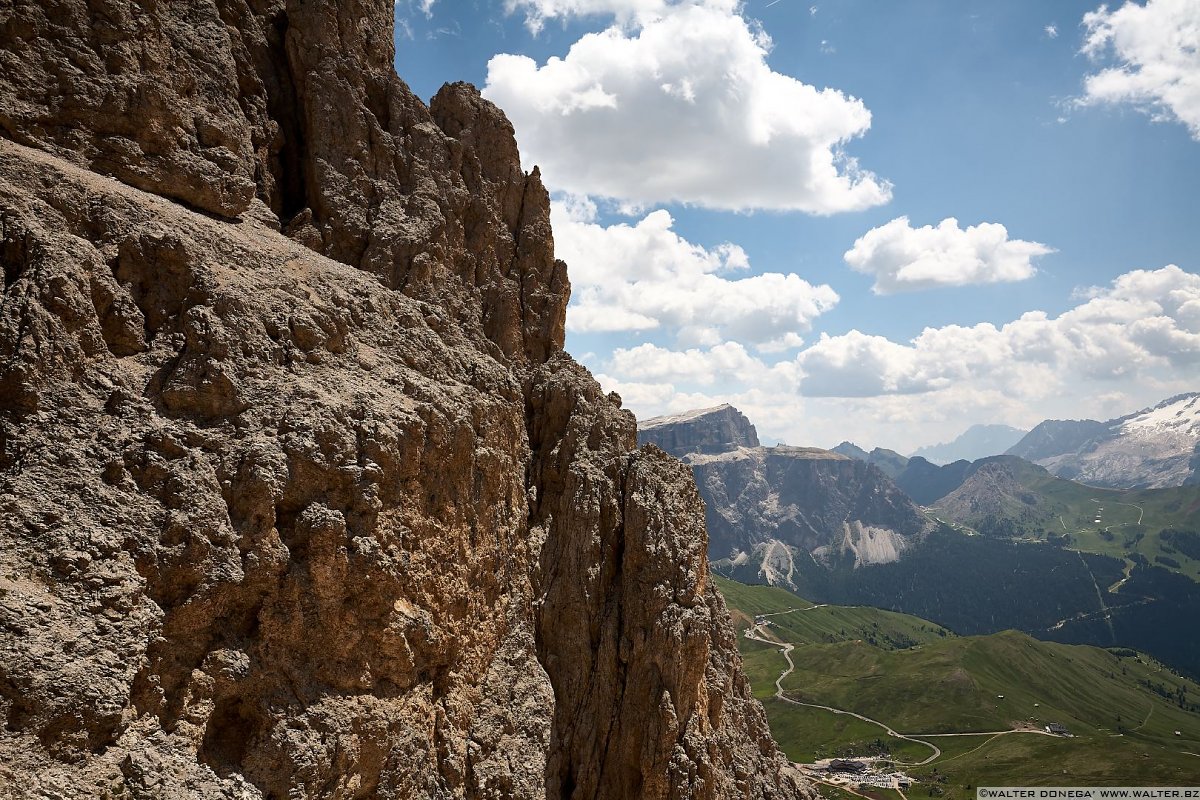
[639,405,759,458]
[932,457,1054,535]
[0,2,807,798]
[1008,394,1200,489]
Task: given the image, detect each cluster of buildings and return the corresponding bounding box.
[802,758,914,790]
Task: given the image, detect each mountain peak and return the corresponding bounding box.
[1007,392,1200,488]
[911,423,1028,465]
[832,441,870,460]
[638,404,760,456]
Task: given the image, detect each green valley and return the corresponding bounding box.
[716,576,1200,798]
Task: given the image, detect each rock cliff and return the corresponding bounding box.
[0,2,808,798]
[639,405,759,458]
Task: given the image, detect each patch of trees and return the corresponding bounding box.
[784,528,1129,638]
[1161,528,1200,560]
[723,528,1200,680]
[1047,565,1200,680]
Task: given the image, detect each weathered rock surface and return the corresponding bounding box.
[0,1,808,798]
[932,457,1054,534]
[639,405,759,458]
[691,447,927,572]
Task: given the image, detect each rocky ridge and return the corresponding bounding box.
[830,442,909,480]
[1007,394,1200,489]
[0,2,807,798]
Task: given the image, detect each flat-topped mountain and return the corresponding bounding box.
[639,408,929,589]
[1007,393,1200,488]
[639,404,760,457]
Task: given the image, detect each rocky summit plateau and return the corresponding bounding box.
[0,3,809,798]
[639,404,761,458]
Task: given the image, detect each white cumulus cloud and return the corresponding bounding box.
[554,198,839,348]
[797,265,1200,396]
[606,341,771,385]
[843,216,1055,294]
[590,266,1200,452]
[1079,0,1200,139]
[484,1,891,213]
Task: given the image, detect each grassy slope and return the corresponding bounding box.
[717,577,1200,793]
[929,458,1200,581]
[1032,472,1200,581]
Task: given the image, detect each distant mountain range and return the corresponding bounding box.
[832,423,1028,477]
[834,392,1200,490]
[644,402,1200,678]
[910,424,1028,465]
[830,442,909,479]
[1005,393,1200,489]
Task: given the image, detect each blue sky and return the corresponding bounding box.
[395,0,1200,452]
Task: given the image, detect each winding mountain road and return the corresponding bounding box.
[743,621,1061,769]
[744,623,943,765]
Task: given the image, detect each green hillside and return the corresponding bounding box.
[716,576,1200,795]
[928,456,1200,581]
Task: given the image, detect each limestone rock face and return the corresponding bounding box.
[0,2,808,799]
[639,407,927,589]
[688,447,927,566]
[639,405,760,458]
